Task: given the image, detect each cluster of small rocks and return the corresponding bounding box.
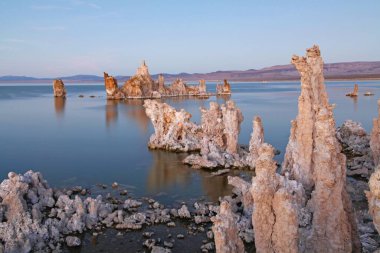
[0,170,220,253]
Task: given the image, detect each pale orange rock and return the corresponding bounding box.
[251,143,302,253]
[221,101,243,154]
[282,45,360,253]
[211,200,245,253]
[53,79,66,97]
[199,79,207,94]
[246,116,264,168]
[370,100,380,166]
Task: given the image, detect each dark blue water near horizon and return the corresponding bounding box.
[0,80,379,204]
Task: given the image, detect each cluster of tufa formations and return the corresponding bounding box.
[8,45,380,252]
[103,61,228,100]
[143,99,267,170]
[144,45,380,252]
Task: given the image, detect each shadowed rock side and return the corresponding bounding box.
[143,99,202,152]
[211,201,245,253]
[346,83,359,97]
[371,100,380,167]
[337,120,374,178]
[104,72,125,100]
[366,168,380,234]
[216,80,231,95]
[53,79,66,98]
[105,61,214,99]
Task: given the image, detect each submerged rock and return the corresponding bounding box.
[53,79,66,98]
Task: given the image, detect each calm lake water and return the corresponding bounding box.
[0,80,379,204]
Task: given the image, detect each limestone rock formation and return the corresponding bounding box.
[337,120,373,178]
[199,79,207,95]
[122,61,157,98]
[246,116,264,168]
[211,200,245,253]
[251,143,304,253]
[143,99,202,152]
[371,100,380,166]
[53,79,66,97]
[366,167,380,234]
[346,83,359,97]
[281,45,360,252]
[183,101,247,169]
[216,80,231,95]
[104,72,125,100]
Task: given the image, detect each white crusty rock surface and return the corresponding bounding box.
[366,168,380,235]
[143,99,202,152]
[371,100,380,167]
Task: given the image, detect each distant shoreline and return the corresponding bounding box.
[1,76,380,84]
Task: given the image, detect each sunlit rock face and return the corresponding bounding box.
[211,200,245,253]
[281,45,360,252]
[122,61,157,98]
[216,80,231,95]
[246,116,264,168]
[53,79,66,98]
[366,167,380,234]
[104,72,125,100]
[143,99,202,152]
[371,100,380,166]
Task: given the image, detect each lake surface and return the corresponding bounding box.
[0,80,379,204]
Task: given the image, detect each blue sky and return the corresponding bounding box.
[0,0,379,77]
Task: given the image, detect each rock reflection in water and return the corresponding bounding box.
[105,100,118,127]
[147,150,249,202]
[54,97,65,118]
[105,99,150,132]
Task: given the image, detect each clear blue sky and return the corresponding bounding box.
[0,0,379,77]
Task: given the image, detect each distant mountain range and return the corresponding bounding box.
[1,61,380,83]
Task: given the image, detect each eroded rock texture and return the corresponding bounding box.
[199,79,207,95]
[251,143,304,253]
[246,116,264,168]
[281,45,360,253]
[183,101,248,169]
[211,200,245,253]
[143,99,202,152]
[337,120,373,178]
[216,80,231,95]
[53,79,66,98]
[104,72,125,99]
[371,100,380,167]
